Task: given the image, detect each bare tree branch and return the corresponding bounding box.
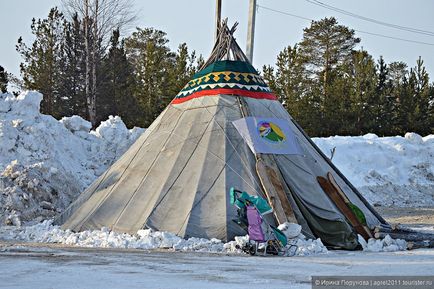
[61,0,137,126]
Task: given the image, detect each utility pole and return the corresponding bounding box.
[246,0,257,63]
[215,0,222,41]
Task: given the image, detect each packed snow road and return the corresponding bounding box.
[1,242,434,289]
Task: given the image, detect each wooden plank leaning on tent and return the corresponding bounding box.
[317,173,373,240]
[256,155,298,225]
[237,96,297,226]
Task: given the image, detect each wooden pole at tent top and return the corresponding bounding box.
[215,0,222,41]
[246,0,257,63]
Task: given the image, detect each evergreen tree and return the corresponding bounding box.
[16,7,67,118]
[62,0,137,127]
[0,65,7,93]
[263,45,321,135]
[262,64,277,95]
[408,57,431,135]
[298,17,361,136]
[389,61,411,134]
[349,50,377,134]
[167,43,200,101]
[125,28,175,127]
[98,29,138,127]
[61,13,87,117]
[374,56,394,135]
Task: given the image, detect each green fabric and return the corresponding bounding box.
[273,227,288,246]
[230,187,273,215]
[194,60,258,78]
[349,203,367,226]
[230,189,236,205]
[175,59,272,100]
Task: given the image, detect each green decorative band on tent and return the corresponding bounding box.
[172,60,277,104]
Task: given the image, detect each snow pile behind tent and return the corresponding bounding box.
[0,220,328,256]
[0,91,144,225]
[314,134,434,207]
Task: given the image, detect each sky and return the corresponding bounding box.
[1,0,433,78]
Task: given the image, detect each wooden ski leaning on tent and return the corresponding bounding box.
[317,173,373,240]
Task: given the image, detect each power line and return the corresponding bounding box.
[257,4,313,22]
[305,0,434,37]
[257,4,434,47]
[354,30,434,47]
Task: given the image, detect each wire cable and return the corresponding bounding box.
[305,0,434,37]
[257,4,434,46]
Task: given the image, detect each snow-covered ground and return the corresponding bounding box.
[1,243,433,289]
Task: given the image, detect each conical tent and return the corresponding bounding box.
[58,21,388,249]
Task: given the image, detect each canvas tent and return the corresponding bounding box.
[57,21,389,249]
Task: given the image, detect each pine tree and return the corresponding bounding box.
[262,65,277,95]
[374,56,394,135]
[125,28,175,127]
[98,29,138,127]
[62,0,137,127]
[389,61,411,134]
[16,7,67,118]
[349,50,377,134]
[409,57,431,135]
[298,17,361,136]
[61,13,87,117]
[0,65,7,93]
[262,45,321,135]
[167,43,200,102]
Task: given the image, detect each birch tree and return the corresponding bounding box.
[61,0,136,126]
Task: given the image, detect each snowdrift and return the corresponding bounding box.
[314,134,434,207]
[0,220,329,256]
[0,91,144,225]
[1,90,433,227]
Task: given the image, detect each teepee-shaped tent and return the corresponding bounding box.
[58,21,389,249]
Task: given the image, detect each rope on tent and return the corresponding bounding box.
[142,105,224,225]
[202,105,264,194]
[174,128,255,237]
[79,108,186,230]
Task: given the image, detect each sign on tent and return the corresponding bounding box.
[232,117,303,155]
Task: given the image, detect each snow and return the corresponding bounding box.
[0,91,144,225]
[1,244,434,289]
[313,133,434,207]
[0,220,328,256]
[358,234,407,252]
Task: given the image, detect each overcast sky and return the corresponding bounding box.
[1,0,433,78]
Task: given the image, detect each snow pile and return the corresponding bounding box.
[313,133,434,207]
[0,221,328,256]
[0,91,144,225]
[358,234,407,252]
[0,221,224,252]
[278,222,328,256]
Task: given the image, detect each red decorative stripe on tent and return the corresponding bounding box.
[171,88,277,104]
